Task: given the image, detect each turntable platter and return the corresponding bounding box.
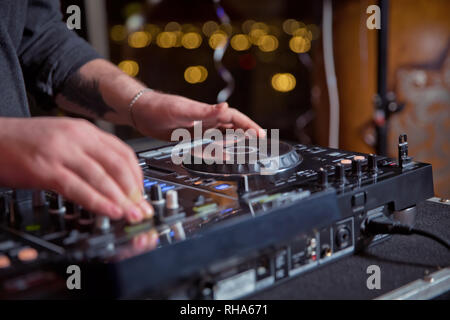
[182,137,302,176]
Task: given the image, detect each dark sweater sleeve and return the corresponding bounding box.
[18,0,102,100]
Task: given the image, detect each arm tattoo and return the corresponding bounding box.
[60,70,115,117]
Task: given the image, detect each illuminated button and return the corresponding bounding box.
[143,179,158,188]
[340,159,352,165]
[354,155,366,161]
[193,203,218,214]
[0,255,11,269]
[17,247,38,262]
[161,185,175,193]
[214,184,230,190]
[193,180,203,186]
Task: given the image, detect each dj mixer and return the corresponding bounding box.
[0,134,434,299]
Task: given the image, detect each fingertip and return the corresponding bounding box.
[215,102,228,109]
[109,204,124,220]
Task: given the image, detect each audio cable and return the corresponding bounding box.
[363,215,450,250]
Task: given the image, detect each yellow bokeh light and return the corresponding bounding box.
[242,20,255,34]
[292,27,313,41]
[230,34,251,51]
[282,19,305,35]
[258,35,278,52]
[202,21,219,37]
[128,31,151,48]
[181,32,203,49]
[144,24,161,37]
[249,28,267,45]
[173,31,183,47]
[251,22,269,33]
[184,66,208,84]
[209,31,228,49]
[110,25,127,42]
[156,31,177,48]
[289,36,311,53]
[118,60,139,77]
[165,21,181,32]
[271,73,296,92]
[220,23,233,36]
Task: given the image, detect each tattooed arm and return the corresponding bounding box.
[56,58,263,140]
[55,59,147,126]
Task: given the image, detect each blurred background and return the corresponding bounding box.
[43,0,448,196]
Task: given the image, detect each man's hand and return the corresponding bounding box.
[131,91,265,141]
[0,117,152,223]
[55,59,265,142]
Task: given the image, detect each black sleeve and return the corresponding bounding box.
[18,0,102,101]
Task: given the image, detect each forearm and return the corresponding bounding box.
[55,59,147,125]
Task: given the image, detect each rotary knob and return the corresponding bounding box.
[335,163,346,186]
[368,154,378,174]
[317,168,328,187]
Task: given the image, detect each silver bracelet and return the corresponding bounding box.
[128,88,153,128]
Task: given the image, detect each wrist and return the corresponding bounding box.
[128,88,155,129]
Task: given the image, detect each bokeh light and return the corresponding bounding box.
[118,60,139,77]
[209,31,228,49]
[249,22,269,45]
[156,31,177,48]
[242,20,255,34]
[184,66,208,84]
[289,36,311,53]
[181,32,203,49]
[128,31,151,48]
[292,27,313,41]
[202,21,219,37]
[231,34,251,51]
[271,73,296,92]
[282,19,305,35]
[165,21,181,32]
[258,35,279,52]
[110,25,127,42]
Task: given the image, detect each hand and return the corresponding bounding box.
[131,91,265,140]
[0,117,153,223]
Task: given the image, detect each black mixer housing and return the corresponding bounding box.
[0,136,434,299]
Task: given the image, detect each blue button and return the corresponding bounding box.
[143,180,157,188]
[161,185,175,192]
[214,184,231,190]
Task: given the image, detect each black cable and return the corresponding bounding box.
[364,215,450,250]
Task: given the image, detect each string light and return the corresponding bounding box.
[242,20,256,34]
[230,34,251,51]
[184,66,208,84]
[271,73,296,92]
[258,35,278,52]
[292,27,313,41]
[289,36,311,53]
[165,21,181,32]
[156,31,177,48]
[128,31,151,48]
[209,31,228,49]
[282,19,305,35]
[181,32,203,49]
[118,60,139,77]
[202,21,219,37]
[110,25,127,42]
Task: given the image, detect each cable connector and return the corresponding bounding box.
[363,215,450,250]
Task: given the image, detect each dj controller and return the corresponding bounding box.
[0,134,434,299]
